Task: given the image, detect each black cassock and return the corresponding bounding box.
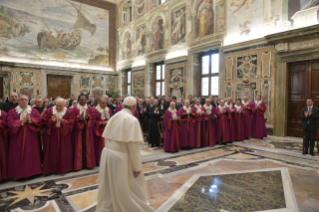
[148,106,162,147]
[138,104,150,132]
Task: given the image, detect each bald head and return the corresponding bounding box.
[10,92,18,104]
[99,97,108,109]
[219,99,225,106]
[18,95,28,108]
[184,99,190,107]
[243,96,248,102]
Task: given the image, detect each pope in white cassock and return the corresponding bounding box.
[97,96,155,212]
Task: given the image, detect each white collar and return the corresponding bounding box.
[203,104,212,110]
[242,100,249,106]
[218,105,225,110]
[234,104,242,110]
[194,104,201,112]
[168,107,176,114]
[96,105,109,114]
[183,105,191,113]
[15,105,31,114]
[255,100,262,105]
[53,106,67,117]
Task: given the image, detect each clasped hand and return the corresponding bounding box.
[23,113,30,124]
[305,111,312,117]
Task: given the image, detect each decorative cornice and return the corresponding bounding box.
[222,37,270,54]
[165,56,188,65]
[132,65,145,71]
[265,24,319,44]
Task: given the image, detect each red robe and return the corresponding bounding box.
[114,104,139,119]
[252,102,267,138]
[192,106,205,148]
[94,107,113,165]
[178,107,196,149]
[42,108,75,175]
[226,104,236,142]
[7,108,42,179]
[72,106,101,170]
[234,105,246,141]
[164,110,180,152]
[242,102,254,138]
[202,105,216,146]
[215,106,231,143]
[0,111,8,181]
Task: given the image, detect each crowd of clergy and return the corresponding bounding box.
[0,92,267,182]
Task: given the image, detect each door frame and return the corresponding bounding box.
[42,70,77,98]
[274,54,319,137]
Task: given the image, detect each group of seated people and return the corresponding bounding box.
[136,95,267,153]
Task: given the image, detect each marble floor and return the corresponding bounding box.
[0,136,318,212]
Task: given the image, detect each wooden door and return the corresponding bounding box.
[287,60,319,137]
[0,78,3,99]
[47,75,71,99]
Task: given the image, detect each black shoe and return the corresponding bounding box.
[302,152,308,155]
[310,153,315,156]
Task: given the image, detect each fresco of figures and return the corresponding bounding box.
[122,32,132,60]
[195,0,214,40]
[136,26,147,56]
[0,0,111,66]
[171,6,186,46]
[152,17,164,51]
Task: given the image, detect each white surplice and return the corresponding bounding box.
[97,108,154,212]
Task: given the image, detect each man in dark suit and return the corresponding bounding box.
[300,98,319,156]
[1,92,18,112]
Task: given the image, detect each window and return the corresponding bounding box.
[155,63,165,97]
[152,0,167,6]
[122,1,132,24]
[200,52,219,97]
[127,70,131,95]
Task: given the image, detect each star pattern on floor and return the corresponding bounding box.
[2,184,53,207]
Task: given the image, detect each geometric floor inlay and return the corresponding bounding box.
[158,168,299,212]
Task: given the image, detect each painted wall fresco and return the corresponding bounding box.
[195,0,214,40]
[132,71,145,97]
[78,73,118,99]
[151,16,164,51]
[0,0,111,67]
[135,25,147,56]
[122,31,132,60]
[223,46,275,126]
[224,0,264,45]
[10,67,42,98]
[166,63,187,99]
[171,6,186,46]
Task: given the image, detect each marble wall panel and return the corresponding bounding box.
[261,80,271,122]
[225,57,233,80]
[132,71,145,97]
[78,73,118,99]
[10,67,42,98]
[166,63,187,99]
[223,46,275,127]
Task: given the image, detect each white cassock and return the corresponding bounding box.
[97,108,154,212]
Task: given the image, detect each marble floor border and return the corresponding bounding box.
[66,189,97,212]
[12,200,61,212]
[156,167,299,212]
[236,142,319,162]
[55,173,99,193]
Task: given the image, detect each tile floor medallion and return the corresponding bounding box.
[0,136,318,212]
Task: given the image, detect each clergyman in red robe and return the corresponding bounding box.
[242,96,254,139]
[202,98,217,147]
[234,99,245,141]
[42,98,75,175]
[0,110,8,181]
[178,100,196,149]
[72,95,101,170]
[215,100,231,144]
[192,99,205,147]
[225,97,236,142]
[252,95,267,138]
[7,95,42,179]
[164,102,180,152]
[94,97,113,165]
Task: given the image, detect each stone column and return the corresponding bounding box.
[121,71,127,96]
